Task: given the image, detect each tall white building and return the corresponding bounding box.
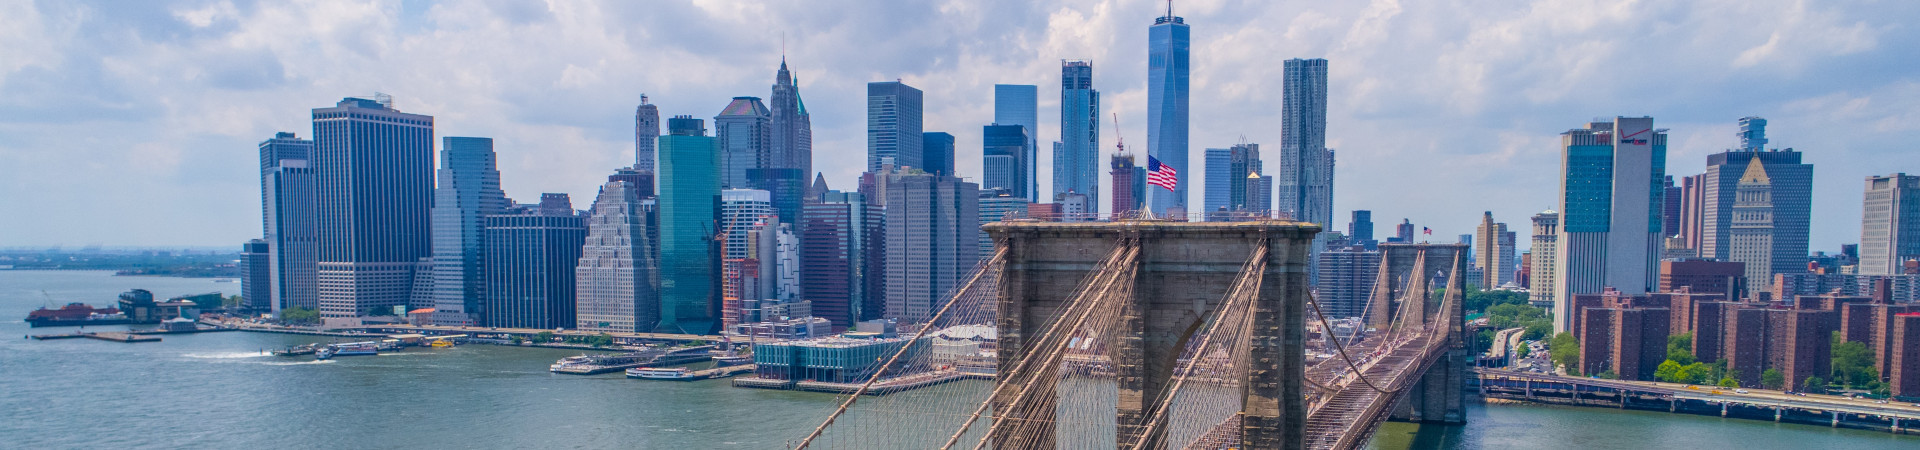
[1528,211,1559,306]
[1728,159,1776,296]
[1474,212,1515,289]
[1551,117,1667,332]
[1860,174,1920,275]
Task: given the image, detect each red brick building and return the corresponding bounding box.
[1659,259,1745,299]
[1577,306,1671,381]
[1891,313,1920,398]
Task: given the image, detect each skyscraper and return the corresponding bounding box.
[922,132,956,176]
[311,96,434,318]
[982,124,1034,201]
[715,97,772,190]
[721,189,779,318]
[1110,153,1146,216]
[1530,211,1560,306]
[575,179,658,333]
[867,82,924,172]
[657,116,722,335]
[635,95,659,172]
[1696,119,1810,282]
[1058,60,1100,211]
[801,190,868,330]
[1277,59,1334,226]
[883,169,980,323]
[1316,244,1381,319]
[258,132,316,313]
[1552,117,1667,332]
[1203,143,1264,219]
[483,195,586,329]
[427,137,507,326]
[1349,210,1375,249]
[1146,10,1190,215]
[1860,174,1920,275]
[1476,212,1515,289]
[770,60,812,186]
[994,84,1040,199]
[240,239,271,311]
[1728,160,1776,296]
[980,188,1029,250]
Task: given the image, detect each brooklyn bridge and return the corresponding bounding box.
[790,220,1469,449]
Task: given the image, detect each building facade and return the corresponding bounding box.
[1058,60,1100,212]
[635,95,659,172]
[1316,244,1381,319]
[428,137,508,326]
[883,170,980,323]
[982,124,1034,201]
[1552,117,1667,332]
[1146,11,1190,215]
[575,180,659,333]
[867,82,925,172]
[1529,211,1559,306]
[657,116,722,335]
[922,132,955,177]
[240,240,271,311]
[1110,153,1146,216]
[1203,143,1266,219]
[1861,174,1920,275]
[1697,118,1811,283]
[994,84,1039,201]
[483,198,586,330]
[259,132,317,313]
[801,191,868,330]
[1727,159,1777,297]
[1475,212,1515,289]
[311,96,435,318]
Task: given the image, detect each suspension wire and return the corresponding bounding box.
[1127,239,1266,449]
[1307,291,1391,394]
[794,247,1009,449]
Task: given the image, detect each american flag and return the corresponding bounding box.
[1147,155,1178,191]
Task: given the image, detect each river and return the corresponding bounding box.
[3,270,1914,449]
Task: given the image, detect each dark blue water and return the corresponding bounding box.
[3,271,1913,449]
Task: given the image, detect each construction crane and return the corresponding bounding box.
[1111,113,1126,154]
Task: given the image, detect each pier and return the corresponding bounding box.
[1477,368,1920,434]
[29,331,162,343]
[734,369,991,395]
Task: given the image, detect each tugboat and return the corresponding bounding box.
[626,367,697,380]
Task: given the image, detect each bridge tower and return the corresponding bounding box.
[985,220,1320,449]
[1371,243,1471,424]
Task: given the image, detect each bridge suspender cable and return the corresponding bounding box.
[793,247,1009,450]
[1307,292,1392,395]
[1127,239,1266,450]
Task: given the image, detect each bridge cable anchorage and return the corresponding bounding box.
[793,247,1010,450]
[961,241,1142,450]
[1127,238,1268,449]
[935,238,1139,450]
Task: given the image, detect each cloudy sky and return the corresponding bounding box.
[2,0,1916,252]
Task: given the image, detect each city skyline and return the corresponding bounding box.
[2,1,1918,252]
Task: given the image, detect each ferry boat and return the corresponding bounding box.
[713,354,753,367]
[315,343,380,360]
[626,367,697,380]
[24,303,130,327]
[550,355,594,371]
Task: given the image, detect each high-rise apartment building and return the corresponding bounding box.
[1551,117,1667,332]
[1696,118,1810,284]
[1110,153,1146,216]
[1476,212,1516,289]
[657,116,722,335]
[1316,244,1381,319]
[1861,174,1920,275]
[1058,61,1100,210]
[982,124,1034,201]
[1146,11,1189,215]
[1276,59,1334,228]
[428,137,508,326]
[575,179,658,333]
[635,95,659,171]
[1204,144,1266,219]
[883,170,980,323]
[483,195,586,330]
[1676,174,1707,257]
[258,132,316,313]
[922,132,955,176]
[867,82,924,172]
[311,96,435,318]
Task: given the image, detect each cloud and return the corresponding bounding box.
[0,0,1917,254]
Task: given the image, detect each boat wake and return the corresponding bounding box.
[262,359,336,366]
[181,352,271,359]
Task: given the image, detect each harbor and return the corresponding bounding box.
[549,345,715,375]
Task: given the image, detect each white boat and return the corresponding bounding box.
[626,367,697,380]
[550,355,593,371]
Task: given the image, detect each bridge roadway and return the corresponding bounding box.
[1475,368,1920,421]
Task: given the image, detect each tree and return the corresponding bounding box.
[535,331,556,343]
[223,295,243,309]
[588,333,615,348]
[1803,377,1827,394]
[1597,369,1618,380]
[1717,375,1740,388]
[1666,333,1695,365]
[1550,332,1581,374]
[1831,340,1878,388]
[1515,345,1532,359]
[1761,369,1786,390]
[280,306,319,324]
[1654,360,1683,382]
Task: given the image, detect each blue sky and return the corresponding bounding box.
[1,0,1916,252]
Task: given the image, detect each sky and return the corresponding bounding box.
[1,0,1917,252]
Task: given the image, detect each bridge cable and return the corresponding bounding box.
[1127,239,1267,449]
[1306,291,1392,395]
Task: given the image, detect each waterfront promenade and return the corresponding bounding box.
[1477,367,1920,433]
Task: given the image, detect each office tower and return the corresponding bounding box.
[1861,174,1920,275]
[657,116,722,335]
[483,195,586,329]
[1349,210,1375,249]
[259,132,316,313]
[1676,174,1706,257]
[428,137,508,326]
[635,95,659,171]
[1551,117,1667,333]
[995,84,1040,200]
[240,240,270,311]
[1661,176,1681,239]
[575,179,658,333]
[722,190,777,262]
[1110,154,1146,217]
[1394,219,1415,243]
[922,132,956,176]
[883,170,981,323]
[721,189,779,320]
[1203,143,1265,219]
[982,124,1034,201]
[1727,160,1777,296]
[1530,211,1560,306]
[808,173,830,203]
[802,191,868,330]
[1697,119,1811,284]
[1146,10,1190,215]
[1249,172,1273,217]
[1475,212,1515,289]
[1058,60,1100,211]
[715,97,771,190]
[979,188,1028,249]
[867,81,924,172]
[311,96,434,318]
[1316,245,1381,319]
[770,59,812,187]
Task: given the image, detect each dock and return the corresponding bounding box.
[733,370,990,395]
[630,364,758,381]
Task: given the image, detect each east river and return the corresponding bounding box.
[4,270,1916,449]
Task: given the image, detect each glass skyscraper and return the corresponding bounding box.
[715,97,771,190]
[994,84,1038,201]
[429,137,507,326]
[1277,58,1334,227]
[258,132,316,313]
[483,195,586,330]
[657,116,722,335]
[1551,117,1667,332]
[1147,12,1190,215]
[982,124,1032,201]
[922,132,956,176]
[1203,143,1264,219]
[1057,61,1100,211]
[311,96,435,318]
[867,82,925,172]
[882,170,980,323]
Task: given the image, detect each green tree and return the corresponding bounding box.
[1666,333,1695,365]
[1597,369,1618,380]
[280,306,319,324]
[1803,377,1827,393]
[535,331,556,343]
[1717,375,1740,388]
[588,333,614,348]
[1831,339,1877,388]
[1515,345,1532,359]
[1654,360,1683,382]
[1760,369,1786,390]
[223,295,243,309]
[1550,332,1581,374]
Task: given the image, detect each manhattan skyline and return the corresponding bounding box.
[2,1,1917,252]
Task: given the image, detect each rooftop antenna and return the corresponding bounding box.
[1167,0,1174,18]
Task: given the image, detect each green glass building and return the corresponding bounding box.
[656,116,722,335]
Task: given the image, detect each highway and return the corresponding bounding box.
[1476,367,1920,419]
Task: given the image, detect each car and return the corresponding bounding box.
[1735,389,1749,394]
[1875,400,1889,404]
